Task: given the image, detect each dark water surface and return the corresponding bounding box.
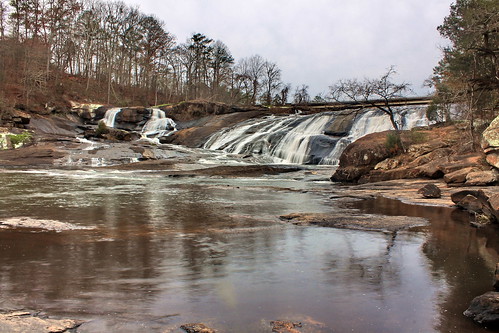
[0,170,497,332]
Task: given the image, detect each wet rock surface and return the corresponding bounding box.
[451,190,498,225]
[280,211,428,232]
[0,217,94,231]
[270,320,302,333]
[331,125,497,186]
[180,323,217,333]
[464,292,499,327]
[0,310,83,333]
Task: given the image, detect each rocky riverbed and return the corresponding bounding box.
[0,101,498,331]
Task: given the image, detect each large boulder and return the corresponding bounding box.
[482,116,499,169]
[444,167,479,184]
[464,292,499,327]
[451,190,497,224]
[331,131,393,182]
[465,169,499,186]
[482,116,499,149]
[418,184,441,198]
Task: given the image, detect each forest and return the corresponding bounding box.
[0,0,296,110]
[0,0,497,123]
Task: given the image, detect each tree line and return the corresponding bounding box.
[0,0,313,107]
[429,0,498,127]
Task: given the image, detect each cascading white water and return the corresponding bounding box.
[271,114,336,164]
[320,106,429,165]
[101,108,122,128]
[204,105,429,165]
[141,108,177,138]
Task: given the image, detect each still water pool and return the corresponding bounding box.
[0,169,497,332]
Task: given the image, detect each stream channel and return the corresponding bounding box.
[0,162,498,332]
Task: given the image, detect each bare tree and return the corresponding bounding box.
[235,54,264,104]
[261,60,281,105]
[329,66,410,132]
[293,84,309,104]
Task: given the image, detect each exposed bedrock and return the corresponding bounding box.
[331,123,498,186]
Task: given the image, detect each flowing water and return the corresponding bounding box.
[141,109,177,138]
[0,168,497,332]
[203,106,429,165]
[101,108,122,128]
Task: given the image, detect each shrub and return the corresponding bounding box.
[7,131,33,148]
[95,120,109,136]
[385,132,402,155]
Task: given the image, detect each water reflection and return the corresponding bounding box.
[0,171,497,332]
[350,197,499,333]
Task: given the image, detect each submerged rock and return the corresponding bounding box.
[0,310,83,333]
[463,292,499,327]
[271,320,302,333]
[180,323,217,333]
[0,217,94,231]
[280,211,428,232]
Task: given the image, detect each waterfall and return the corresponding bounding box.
[204,105,429,165]
[101,108,122,128]
[141,108,177,138]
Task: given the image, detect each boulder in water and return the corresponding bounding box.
[464,291,499,327]
[180,323,217,333]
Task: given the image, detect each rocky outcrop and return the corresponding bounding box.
[330,131,393,182]
[0,109,31,128]
[331,125,496,185]
[0,310,82,332]
[451,190,498,225]
[160,111,269,147]
[323,110,357,136]
[464,292,499,327]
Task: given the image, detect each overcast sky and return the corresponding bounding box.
[121,0,453,97]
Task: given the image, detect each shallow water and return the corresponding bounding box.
[0,169,497,332]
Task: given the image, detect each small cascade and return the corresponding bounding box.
[141,108,177,138]
[204,105,429,165]
[101,108,122,128]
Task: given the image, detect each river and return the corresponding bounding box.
[0,165,498,332]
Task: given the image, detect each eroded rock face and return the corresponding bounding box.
[463,292,499,327]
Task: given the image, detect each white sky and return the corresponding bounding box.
[121,0,453,97]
